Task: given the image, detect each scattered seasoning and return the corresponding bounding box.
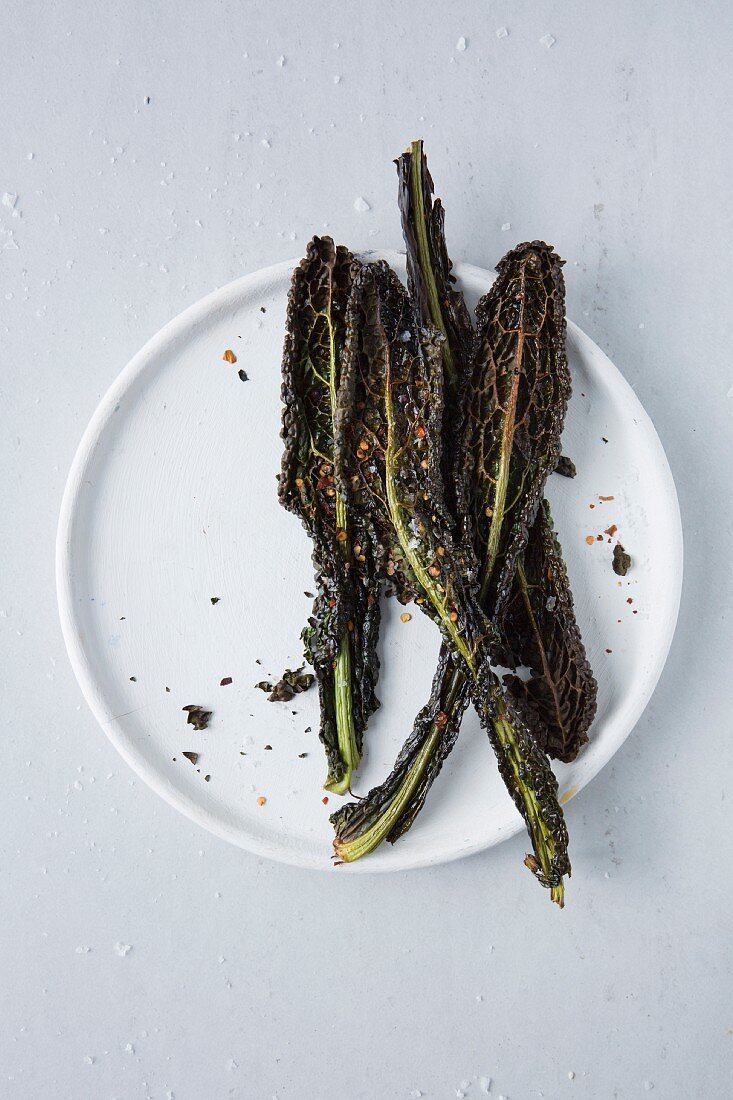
[613,544,632,576]
[555,455,577,478]
[210,597,220,605]
[223,349,237,363]
[256,796,267,806]
[239,751,247,756]
[165,686,170,693]
[598,494,615,502]
[129,676,137,682]
[605,648,613,654]
[237,369,249,382]
[304,726,312,733]
[400,612,412,623]
[601,437,609,443]
[589,503,595,509]
[144,95,151,105]
[204,774,211,782]
[322,796,329,805]
[585,535,595,546]
[304,590,314,598]
[255,680,273,693]
[255,658,262,665]
[605,524,618,537]
[220,676,233,686]
[120,616,126,621]
[626,597,633,604]
[596,534,603,541]
[298,752,308,758]
[182,704,212,731]
[260,306,267,313]
[182,751,199,765]
[264,744,272,751]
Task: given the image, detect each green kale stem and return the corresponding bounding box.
[323,315,360,793]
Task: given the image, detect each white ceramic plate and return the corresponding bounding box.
[57,253,682,873]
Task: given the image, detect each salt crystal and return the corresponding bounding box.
[540,34,556,48]
[496,27,509,39]
[480,1078,492,1095]
[353,196,371,213]
[456,36,467,51]
[568,1071,575,1080]
[261,138,271,148]
[2,229,18,250]
[277,56,286,67]
[475,993,484,1002]
[74,780,83,791]
[644,1085,654,1093]
[410,1092,423,1099]
[27,152,34,160]
[228,1059,239,1071]
[456,1091,465,1099]
[501,222,511,232]
[83,1055,94,1065]
[124,1042,134,1054]
[75,946,91,954]
[113,942,132,956]
[2,192,18,210]
[333,74,342,84]
[727,384,733,398]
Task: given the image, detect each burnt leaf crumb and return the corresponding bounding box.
[182,751,199,765]
[255,658,262,665]
[260,306,267,313]
[239,751,247,756]
[304,726,312,733]
[264,666,315,702]
[238,369,249,382]
[223,349,237,363]
[303,591,314,598]
[144,95,151,105]
[120,616,126,621]
[264,744,272,750]
[255,680,274,693]
[612,543,632,576]
[210,597,220,605]
[220,676,233,686]
[165,686,170,693]
[204,774,211,782]
[602,436,609,443]
[182,704,212,731]
[554,455,577,478]
[298,752,308,758]
[129,676,137,682]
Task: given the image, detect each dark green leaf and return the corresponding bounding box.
[279,237,381,793]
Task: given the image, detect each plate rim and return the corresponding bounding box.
[56,253,684,873]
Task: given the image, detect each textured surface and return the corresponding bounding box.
[3,2,732,1098]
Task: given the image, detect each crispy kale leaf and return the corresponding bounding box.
[279,236,380,793]
[498,499,598,762]
[332,261,571,901]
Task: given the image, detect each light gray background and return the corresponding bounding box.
[2,2,731,1098]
